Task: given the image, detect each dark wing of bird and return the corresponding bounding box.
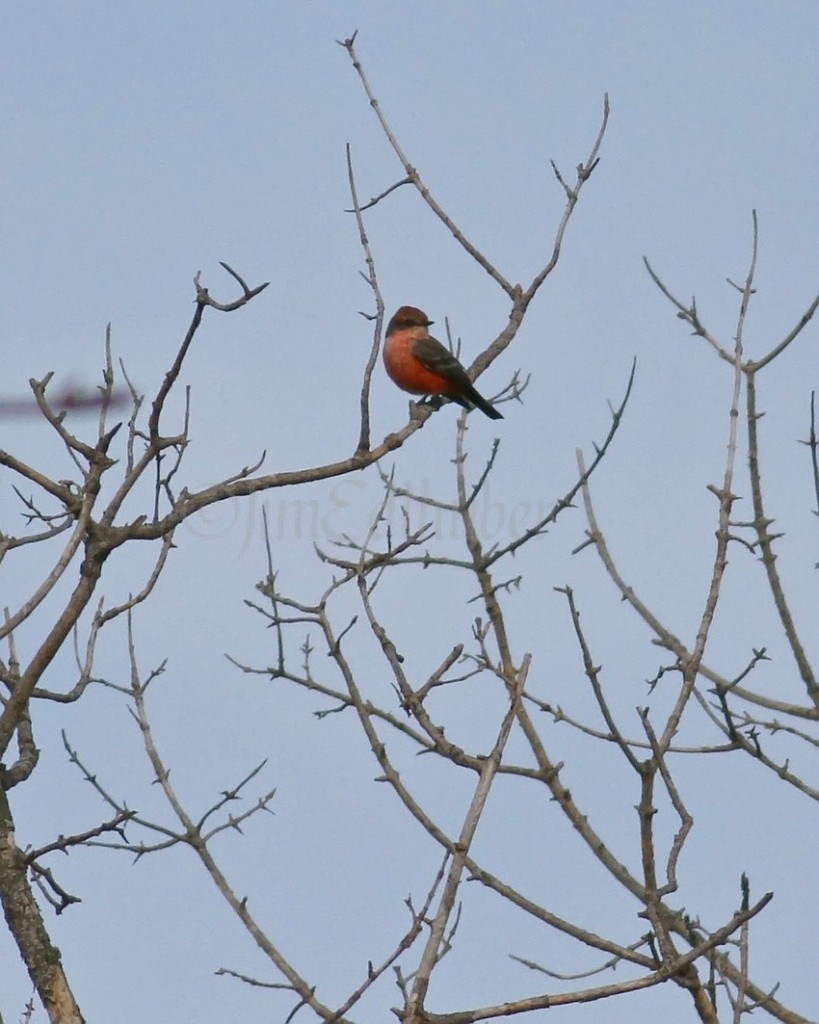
[412,334,503,419]
[411,335,473,387]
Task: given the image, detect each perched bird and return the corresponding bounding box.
[383,305,503,420]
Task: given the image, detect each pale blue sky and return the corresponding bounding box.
[2,4,818,1022]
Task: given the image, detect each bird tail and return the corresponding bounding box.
[464,386,503,420]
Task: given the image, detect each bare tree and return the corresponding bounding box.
[1,34,816,1024]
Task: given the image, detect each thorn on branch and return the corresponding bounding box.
[345,176,413,212]
[740,872,750,911]
[336,29,359,49]
[550,159,574,199]
[196,263,270,312]
[577,156,601,181]
[29,861,82,915]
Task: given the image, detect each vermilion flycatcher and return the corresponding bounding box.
[383,306,503,420]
